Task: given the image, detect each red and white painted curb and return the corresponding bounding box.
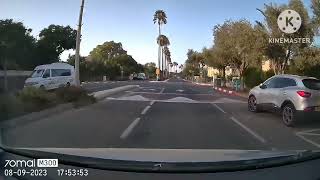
[195,82,213,86]
[213,87,234,95]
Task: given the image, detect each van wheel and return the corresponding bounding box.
[66,82,71,87]
[282,103,297,127]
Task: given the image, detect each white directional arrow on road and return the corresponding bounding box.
[176,89,184,92]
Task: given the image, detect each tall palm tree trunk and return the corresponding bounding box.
[161,48,164,78]
[157,24,161,80]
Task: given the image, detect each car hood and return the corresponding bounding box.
[11,147,310,162]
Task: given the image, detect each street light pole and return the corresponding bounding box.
[75,0,85,86]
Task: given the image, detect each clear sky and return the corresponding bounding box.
[0,0,312,65]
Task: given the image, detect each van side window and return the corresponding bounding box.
[42,69,50,78]
[51,69,71,77]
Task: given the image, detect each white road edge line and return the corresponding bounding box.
[160,88,165,94]
[150,101,155,106]
[120,118,141,139]
[296,128,320,134]
[296,133,320,148]
[212,103,226,114]
[297,132,320,136]
[141,106,151,115]
[230,116,266,144]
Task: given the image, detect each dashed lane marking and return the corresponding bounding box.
[141,106,151,115]
[212,103,227,114]
[296,133,320,149]
[230,116,267,144]
[120,118,141,139]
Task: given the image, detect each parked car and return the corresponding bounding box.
[24,63,75,90]
[248,74,320,126]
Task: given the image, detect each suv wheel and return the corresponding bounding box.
[282,103,297,127]
[248,95,259,112]
[66,82,71,87]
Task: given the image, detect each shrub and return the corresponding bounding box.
[262,69,275,81]
[0,93,24,121]
[244,67,264,88]
[55,86,96,106]
[55,86,89,102]
[17,87,57,111]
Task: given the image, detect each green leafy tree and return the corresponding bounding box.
[294,47,320,78]
[0,19,36,91]
[257,0,314,74]
[90,41,127,63]
[36,25,77,64]
[144,62,157,79]
[212,20,265,90]
[311,0,320,34]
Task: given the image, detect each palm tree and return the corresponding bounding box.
[153,10,167,80]
[173,62,178,73]
[163,46,170,77]
[157,34,170,78]
[179,64,184,71]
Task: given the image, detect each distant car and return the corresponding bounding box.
[248,74,320,126]
[132,73,146,80]
[24,63,75,90]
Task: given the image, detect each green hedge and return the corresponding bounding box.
[0,86,96,122]
[244,68,274,89]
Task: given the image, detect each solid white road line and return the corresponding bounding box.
[230,116,266,144]
[160,88,165,93]
[120,118,141,139]
[212,103,227,114]
[141,106,151,115]
[150,100,155,106]
[296,133,320,148]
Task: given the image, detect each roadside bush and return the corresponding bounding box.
[262,69,275,81]
[17,87,57,111]
[55,86,88,102]
[55,86,96,106]
[244,67,264,88]
[0,93,24,121]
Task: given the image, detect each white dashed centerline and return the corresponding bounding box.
[141,106,151,115]
[212,103,227,114]
[230,116,266,144]
[120,118,141,139]
[160,88,165,93]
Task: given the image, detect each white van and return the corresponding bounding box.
[24,63,75,90]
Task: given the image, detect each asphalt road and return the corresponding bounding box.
[3,77,320,150]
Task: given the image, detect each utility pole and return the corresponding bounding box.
[75,0,85,86]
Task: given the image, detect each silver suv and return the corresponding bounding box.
[248,74,320,126]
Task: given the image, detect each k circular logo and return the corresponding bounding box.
[277,9,302,34]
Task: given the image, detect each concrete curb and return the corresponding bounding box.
[0,103,73,129]
[213,87,248,98]
[194,82,213,87]
[92,85,140,100]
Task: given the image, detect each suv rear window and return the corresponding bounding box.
[302,79,320,90]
